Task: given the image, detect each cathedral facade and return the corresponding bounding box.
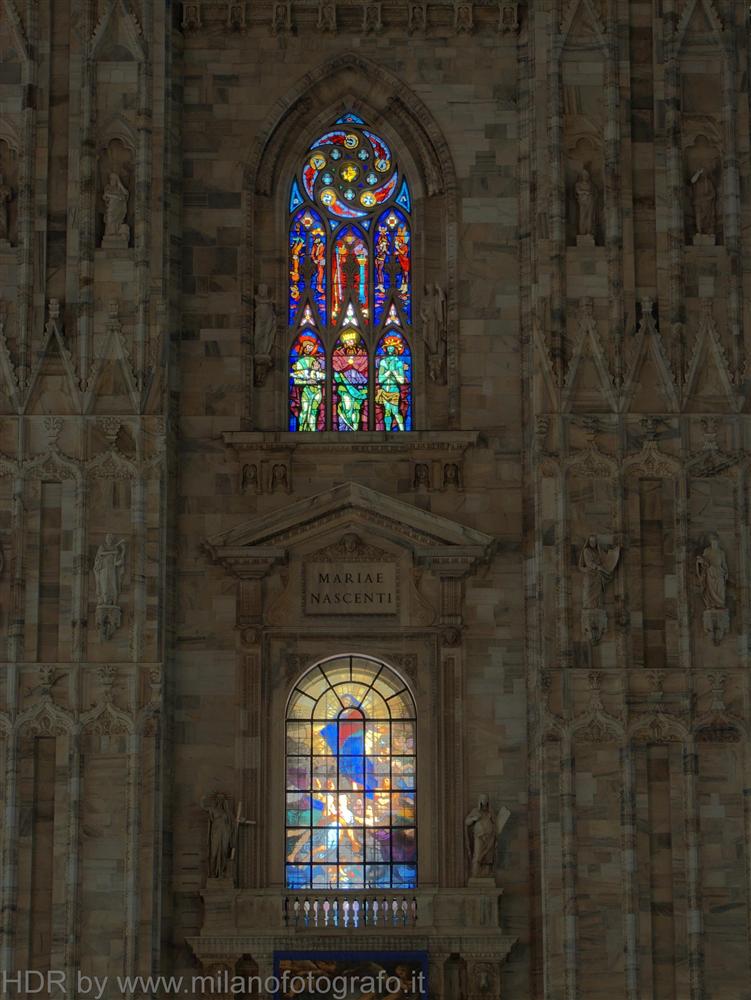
[0,0,750,997]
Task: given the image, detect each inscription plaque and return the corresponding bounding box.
[305,562,398,615]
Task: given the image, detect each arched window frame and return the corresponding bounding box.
[285,113,418,433]
[284,654,418,891]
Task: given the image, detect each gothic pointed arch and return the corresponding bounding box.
[243,54,459,428]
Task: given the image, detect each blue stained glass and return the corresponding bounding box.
[374,208,411,325]
[363,129,392,163]
[288,207,327,325]
[396,178,412,212]
[286,656,417,890]
[289,331,326,432]
[289,116,414,435]
[289,178,304,212]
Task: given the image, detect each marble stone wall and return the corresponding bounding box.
[0,1,748,999]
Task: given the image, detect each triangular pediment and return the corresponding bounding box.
[205,481,494,578]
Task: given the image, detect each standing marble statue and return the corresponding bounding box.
[201,793,255,881]
[420,283,447,383]
[578,535,620,645]
[696,534,727,610]
[93,534,126,640]
[253,284,277,386]
[0,173,11,243]
[102,173,130,245]
[690,168,716,236]
[575,169,594,237]
[464,794,511,878]
[94,533,126,606]
[578,535,619,610]
[201,793,235,879]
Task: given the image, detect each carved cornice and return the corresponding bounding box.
[179,0,520,35]
[205,546,287,580]
[223,430,480,456]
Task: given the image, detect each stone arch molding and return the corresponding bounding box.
[242,53,460,427]
[245,53,455,200]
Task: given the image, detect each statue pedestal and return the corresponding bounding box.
[467,875,497,889]
[95,603,122,641]
[582,608,607,645]
[576,234,596,247]
[702,608,729,645]
[253,353,272,386]
[202,877,237,934]
[102,226,130,250]
[693,233,716,246]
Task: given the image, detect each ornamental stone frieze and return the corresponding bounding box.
[179,0,520,34]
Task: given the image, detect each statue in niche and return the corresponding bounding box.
[575,168,595,241]
[253,283,277,385]
[270,463,289,493]
[182,2,202,29]
[499,2,520,32]
[93,533,126,641]
[317,0,336,31]
[420,283,447,384]
[0,173,12,245]
[413,462,430,491]
[227,2,246,30]
[443,462,461,490]
[241,463,260,495]
[578,535,620,645]
[201,793,255,881]
[94,533,126,606]
[690,168,716,240]
[578,535,619,610]
[696,533,730,645]
[696,533,728,610]
[408,2,426,33]
[464,794,511,879]
[102,173,130,247]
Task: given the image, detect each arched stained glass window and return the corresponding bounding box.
[288,114,414,432]
[285,656,417,890]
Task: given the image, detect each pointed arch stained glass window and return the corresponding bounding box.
[286,656,417,890]
[288,115,413,432]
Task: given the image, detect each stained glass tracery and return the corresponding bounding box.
[288,114,414,431]
[285,656,417,890]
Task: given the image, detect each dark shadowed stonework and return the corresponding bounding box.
[0,1,750,998]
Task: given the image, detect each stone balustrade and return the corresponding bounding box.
[283,892,419,929]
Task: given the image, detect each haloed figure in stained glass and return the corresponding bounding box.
[289,333,326,432]
[287,113,414,430]
[376,335,410,431]
[333,330,369,431]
